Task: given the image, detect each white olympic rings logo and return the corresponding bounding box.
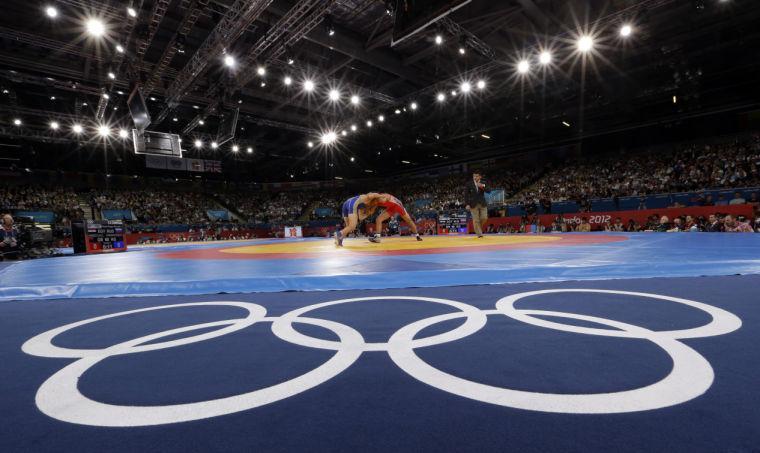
[22,290,741,427]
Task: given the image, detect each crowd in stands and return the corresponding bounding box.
[0,185,84,223]
[215,191,310,223]
[89,190,215,225]
[514,134,760,210]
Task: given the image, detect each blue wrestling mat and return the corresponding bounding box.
[1,233,759,301]
[2,233,760,452]
[1,276,759,452]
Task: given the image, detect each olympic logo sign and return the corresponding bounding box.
[22,289,741,427]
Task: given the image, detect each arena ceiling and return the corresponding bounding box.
[1,0,759,182]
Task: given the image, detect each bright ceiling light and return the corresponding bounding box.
[232,145,239,152]
[118,129,129,138]
[350,95,360,105]
[476,80,486,90]
[247,147,253,154]
[127,7,137,18]
[198,120,205,125]
[321,132,337,145]
[13,118,22,126]
[224,55,235,67]
[350,124,357,131]
[435,35,443,45]
[366,120,373,127]
[539,51,552,65]
[86,18,105,37]
[303,80,315,92]
[378,114,385,122]
[410,102,418,110]
[517,60,530,74]
[458,47,466,55]
[395,109,401,114]
[97,125,110,137]
[341,130,347,136]
[45,6,58,18]
[460,81,472,93]
[283,76,293,86]
[436,93,446,102]
[256,66,266,76]
[307,141,314,148]
[194,140,203,148]
[49,121,59,130]
[72,124,83,134]
[115,44,124,53]
[577,35,594,52]
[108,72,115,80]
[211,142,218,149]
[620,24,633,37]
[328,89,340,101]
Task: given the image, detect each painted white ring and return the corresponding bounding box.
[388,308,715,414]
[495,289,742,339]
[22,302,267,358]
[34,315,363,426]
[272,296,488,352]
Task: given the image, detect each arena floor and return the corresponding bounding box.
[2,233,760,452]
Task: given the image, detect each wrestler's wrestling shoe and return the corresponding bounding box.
[368,234,381,243]
[416,234,423,241]
[334,231,344,247]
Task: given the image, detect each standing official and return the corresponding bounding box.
[465,172,488,238]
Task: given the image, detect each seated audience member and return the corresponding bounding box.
[683,215,699,232]
[0,213,20,259]
[656,216,671,232]
[723,214,753,232]
[667,217,683,232]
[748,192,759,209]
[705,214,724,232]
[577,218,591,232]
[728,191,746,205]
[626,219,639,232]
[612,217,625,231]
[715,195,729,206]
[703,194,715,206]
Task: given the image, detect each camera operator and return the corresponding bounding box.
[0,214,20,260]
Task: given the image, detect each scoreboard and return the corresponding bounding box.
[72,220,127,254]
[438,212,469,234]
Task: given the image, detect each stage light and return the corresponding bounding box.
[247,147,253,154]
[72,124,83,134]
[117,90,124,95]
[437,93,446,102]
[378,114,385,122]
[477,80,486,90]
[13,118,22,126]
[410,102,418,110]
[102,94,109,100]
[350,95,360,105]
[86,18,105,37]
[45,6,58,18]
[82,102,87,106]
[149,97,156,101]
[321,131,337,145]
[435,34,443,45]
[481,134,491,139]
[232,145,239,152]
[366,120,373,127]
[328,26,335,37]
[224,55,235,67]
[287,58,294,65]
[303,80,315,92]
[172,117,178,122]
[211,142,218,149]
[194,140,202,148]
[198,120,205,125]
[50,96,56,100]
[458,47,466,55]
[341,130,347,136]
[115,44,124,53]
[260,82,266,88]
[350,124,357,131]
[49,121,59,130]
[620,24,632,37]
[460,81,472,93]
[350,157,355,162]
[577,36,594,52]
[517,60,530,74]
[108,72,115,79]
[328,89,340,101]
[562,121,571,127]
[451,90,457,96]
[283,76,293,86]
[118,129,129,138]
[97,125,110,137]
[127,7,137,18]
[307,141,314,148]
[395,109,401,114]
[256,66,266,76]
[539,51,552,65]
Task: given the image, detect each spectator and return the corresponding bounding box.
[715,195,729,206]
[705,214,724,232]
[656,216,671,232]
[0,214,19,260]
[723,214,753,232]
[577,218,591,232]
[729,191,746,205]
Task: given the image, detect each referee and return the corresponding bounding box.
[465,172,488,238]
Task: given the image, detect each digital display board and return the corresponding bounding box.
[72,220,127,254]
